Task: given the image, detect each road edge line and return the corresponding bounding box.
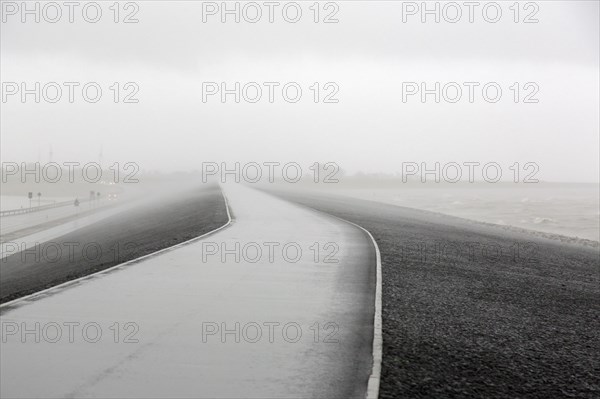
[326,214,382,399]
[0,186,234,311]
[253,188,382,399]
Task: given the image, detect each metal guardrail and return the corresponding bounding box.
[0,199,89,217]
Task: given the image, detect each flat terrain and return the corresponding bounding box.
[1,203,116,241]
[0,184,228,303]
[266,187,600,399]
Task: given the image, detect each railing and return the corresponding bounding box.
[0,199,89,217]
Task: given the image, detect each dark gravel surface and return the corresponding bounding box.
[0,184,228,304]
[266,188,600,399]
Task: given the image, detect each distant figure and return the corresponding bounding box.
[74,199,80,207]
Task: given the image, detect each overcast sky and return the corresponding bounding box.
[1,1,598,182]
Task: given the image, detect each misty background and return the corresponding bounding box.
[1,1,598,182]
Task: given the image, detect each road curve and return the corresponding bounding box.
[0,184,377,398]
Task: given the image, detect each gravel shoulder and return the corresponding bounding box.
[0,184,228,304]
[265,188,600,399]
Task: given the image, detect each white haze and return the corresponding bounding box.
[1,1,598,182]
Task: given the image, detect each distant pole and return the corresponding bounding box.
[28,192,33,208]
[37,192,41,206]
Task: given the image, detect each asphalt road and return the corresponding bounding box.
[0,184,228,303]
[0,184,377,398]
[265,188,600,399]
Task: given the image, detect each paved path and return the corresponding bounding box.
[0,184,377,398]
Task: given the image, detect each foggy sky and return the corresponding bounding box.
[1,1,599,182]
